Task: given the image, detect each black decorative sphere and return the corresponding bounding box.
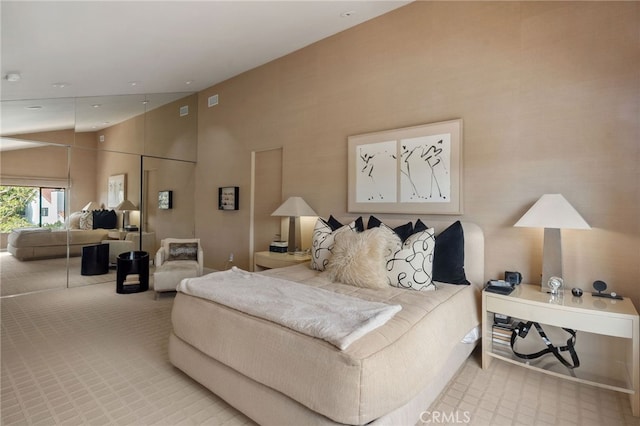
[571,287,583,297]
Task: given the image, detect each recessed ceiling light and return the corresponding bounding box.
[141,100,149,105]
[341,10,356,17]
[128,81,140,87]
[5,73,21,82]
[91,104,101,108]
[25,105,43,110]
[52,82,70,88]
[185,80,194,85]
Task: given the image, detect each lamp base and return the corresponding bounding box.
[541,228,562,292]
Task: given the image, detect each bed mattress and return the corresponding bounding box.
[171,263,480,425]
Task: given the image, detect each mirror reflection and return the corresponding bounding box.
[0,92,197,296]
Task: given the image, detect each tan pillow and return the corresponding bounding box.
[326,227,398,289]
[168,242,199,261]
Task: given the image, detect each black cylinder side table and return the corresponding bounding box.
[81,244,109,276]
[116,251,149,294]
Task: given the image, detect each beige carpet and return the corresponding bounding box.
[1,282,638,426]
[0,251,158,297]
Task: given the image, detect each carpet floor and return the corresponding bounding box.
[1,282,638,426]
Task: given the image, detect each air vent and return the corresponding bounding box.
[208,94,219,108]
[180,105,189,117]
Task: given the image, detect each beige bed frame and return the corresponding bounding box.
[169,220,484,425]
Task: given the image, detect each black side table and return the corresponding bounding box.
[116,251,149,294]
[81,244,109,275]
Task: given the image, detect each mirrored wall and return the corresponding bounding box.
[0,93,197,296]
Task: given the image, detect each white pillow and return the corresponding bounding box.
[67,211,83,229]
[386,227,436,291]
[327,227,399,289]
[310,218,360,271]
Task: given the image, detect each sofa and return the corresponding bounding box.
[7,228,111,260]
[6,209,117,261]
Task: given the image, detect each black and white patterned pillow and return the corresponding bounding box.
[310,217,362,271]
[385,227,436,291]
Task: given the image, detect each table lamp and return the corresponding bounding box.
[115,199,138,230]
[514,194,590,292]
[271,196,317,254]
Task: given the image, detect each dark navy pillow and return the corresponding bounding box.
[328,215,364,232]
[413,219,428,233]
[367,216,413,242]
[433,221,470,285]
[92,210,117,229]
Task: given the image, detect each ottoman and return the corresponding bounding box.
[154,261,200,294]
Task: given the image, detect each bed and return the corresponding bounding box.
[169,218,484,425]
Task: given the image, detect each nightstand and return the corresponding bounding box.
[482,284,639,416]
[253,251,311,271]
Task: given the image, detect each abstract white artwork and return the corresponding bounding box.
[108,174,126,208]
[348,119,462,214]
[400,133,451,203]
[355,140,397,203]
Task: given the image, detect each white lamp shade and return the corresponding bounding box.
[514,194,590,230]
[271,197,317,217]
[115,199,137,211]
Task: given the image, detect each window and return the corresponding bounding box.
[0,185,66,232]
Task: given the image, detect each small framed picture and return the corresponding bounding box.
[219,186,239,210]
[158,190,173,210]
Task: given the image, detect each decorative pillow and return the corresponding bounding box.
[367,215,414,242]
[92,210,117,229]
[433,221,470,285]
[386,227,436,291]
[327,215,344,231]
[327,227,399,289]
[310,217,362,271]
[79,211,93,230]
[413,218,428,233]
[168,242,199,261]
[67,211,83,229]
[327,215,365,233]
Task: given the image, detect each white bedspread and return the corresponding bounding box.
[177,267,402,350]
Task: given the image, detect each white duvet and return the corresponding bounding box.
[177,266,402,350]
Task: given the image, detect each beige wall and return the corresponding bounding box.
[195,2,640,306]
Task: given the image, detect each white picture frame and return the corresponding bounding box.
[348,119,463,215]
[108,174,126,208]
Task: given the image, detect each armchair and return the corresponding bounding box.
[153,238,203,296]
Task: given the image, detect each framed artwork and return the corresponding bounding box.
[218,186,239,210]
[348,119,463,215]
[107,174,126,208]
[158,190,173,210]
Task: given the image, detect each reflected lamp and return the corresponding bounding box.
[115,199,138,229]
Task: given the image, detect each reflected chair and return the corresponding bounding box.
[153,238,203,297]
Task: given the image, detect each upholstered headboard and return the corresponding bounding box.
[330,217,485,288]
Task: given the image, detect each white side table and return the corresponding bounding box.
[254,251,311,271]
[482,284,639,416]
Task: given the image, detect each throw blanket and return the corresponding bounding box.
[177,267,402,350]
